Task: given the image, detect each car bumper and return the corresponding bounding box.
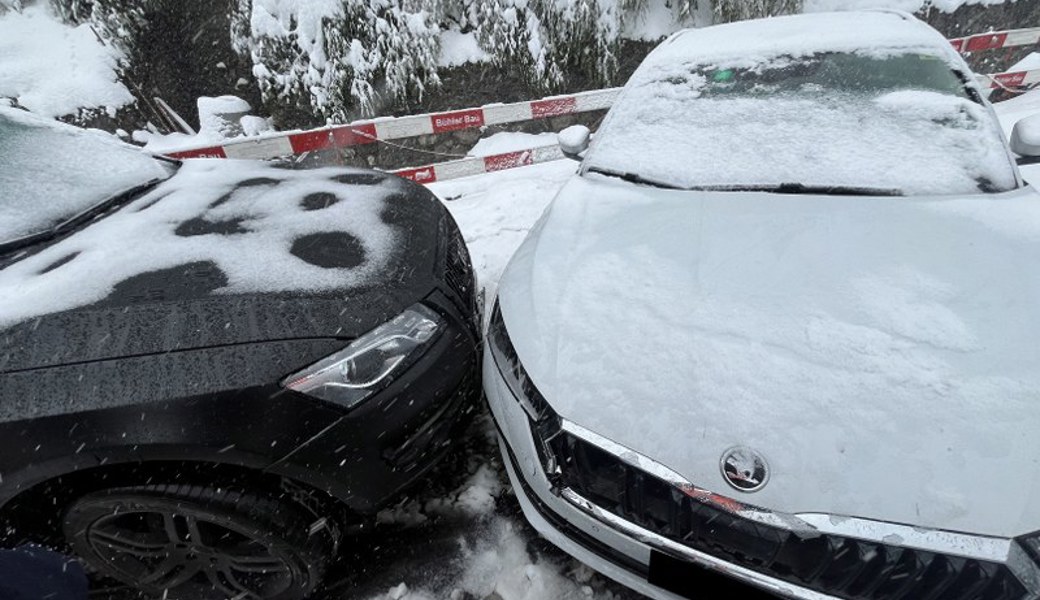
[485,352,1040,600]
[0,299,481,519]
[486,353,820,600]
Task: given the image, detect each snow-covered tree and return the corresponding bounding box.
[0,0,23,15]
[469,0,633,90]
[37,0,809,129]
[233,0,442,121]
[709,0,803,22]
[49,0,147,45]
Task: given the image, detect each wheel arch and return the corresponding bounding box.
[0,452,350,548]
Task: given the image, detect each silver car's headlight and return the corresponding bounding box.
[1022,534,1040,561]
[282,304,442,409]
[487,300,550,421]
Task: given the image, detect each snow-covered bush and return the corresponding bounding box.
[0,0,23,15]
[470,0,630,90]
[233,0,442,121]
[49,0,147,45]
[709,0,803,22]
[36,0,805,127]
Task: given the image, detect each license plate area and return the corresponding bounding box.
[648,550,779,599]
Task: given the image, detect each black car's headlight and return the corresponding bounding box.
[282,304,442,409]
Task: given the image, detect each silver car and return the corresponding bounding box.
[486,10,1040,600]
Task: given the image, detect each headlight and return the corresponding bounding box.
[487,299,560,476]
[487,300,550,421]
[1022,534,1040,562]
[282,304,442,409]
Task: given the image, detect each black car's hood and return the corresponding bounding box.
[0,161,447,372]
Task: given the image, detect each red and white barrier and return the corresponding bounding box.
[393,145,565,184]
[950,27,1040,53]
[165,88,620,161]
[159,25,1040,183]
[982,68,1040,91]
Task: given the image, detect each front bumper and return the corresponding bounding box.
[0,297,481,520]
[485,352,1040,600]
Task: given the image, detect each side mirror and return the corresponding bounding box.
[1011,114,1040,164]
[558,125,591,162]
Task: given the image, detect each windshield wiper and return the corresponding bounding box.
[583,171,903,197]
[585,167,684,190]
[0,177,169,255]
[686,183,903,197]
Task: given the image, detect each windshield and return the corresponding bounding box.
[585,51,1019,196]
[0,108,173,247]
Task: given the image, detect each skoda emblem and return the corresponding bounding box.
[720,446,769,493]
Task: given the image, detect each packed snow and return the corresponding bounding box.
[1010,52,1040,73]
[467,132,560,157]
[0,4,133,118]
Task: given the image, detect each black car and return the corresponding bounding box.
[0,107,481,599]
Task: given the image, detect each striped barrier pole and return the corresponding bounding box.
[165,88,620,161]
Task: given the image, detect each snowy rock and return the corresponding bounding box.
[197,95,251,139]
[240,114,273,137]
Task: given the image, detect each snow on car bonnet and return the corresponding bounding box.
[586,11,1019,196]
[0,160,404,326]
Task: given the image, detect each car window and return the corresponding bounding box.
[687,53,971,99]
[0,108,173,246]
[585,50,1019,196]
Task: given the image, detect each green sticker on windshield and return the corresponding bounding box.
[714,69,735,82]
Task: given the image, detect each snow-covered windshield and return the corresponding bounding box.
[0,107,173,246]
[586,51,1019,196]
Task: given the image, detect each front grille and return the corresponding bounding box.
[548,432,1031,600]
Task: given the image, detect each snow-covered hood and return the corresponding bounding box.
[498,174,1040,539]
[0,161,445,372]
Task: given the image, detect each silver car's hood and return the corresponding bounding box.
[498,173,1040,539]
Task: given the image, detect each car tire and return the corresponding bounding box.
[62,483,333,600]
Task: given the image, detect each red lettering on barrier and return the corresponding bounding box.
[484,151,533,172]
[965,33,1008,52]
[992,71,1027,88]
[397,166,438,184]
[532,97,578,118]
[168,146,227,159]
[431,109,485,133]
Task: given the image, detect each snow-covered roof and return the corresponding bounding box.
[654,10,960,69]
[584,11,1018,197]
